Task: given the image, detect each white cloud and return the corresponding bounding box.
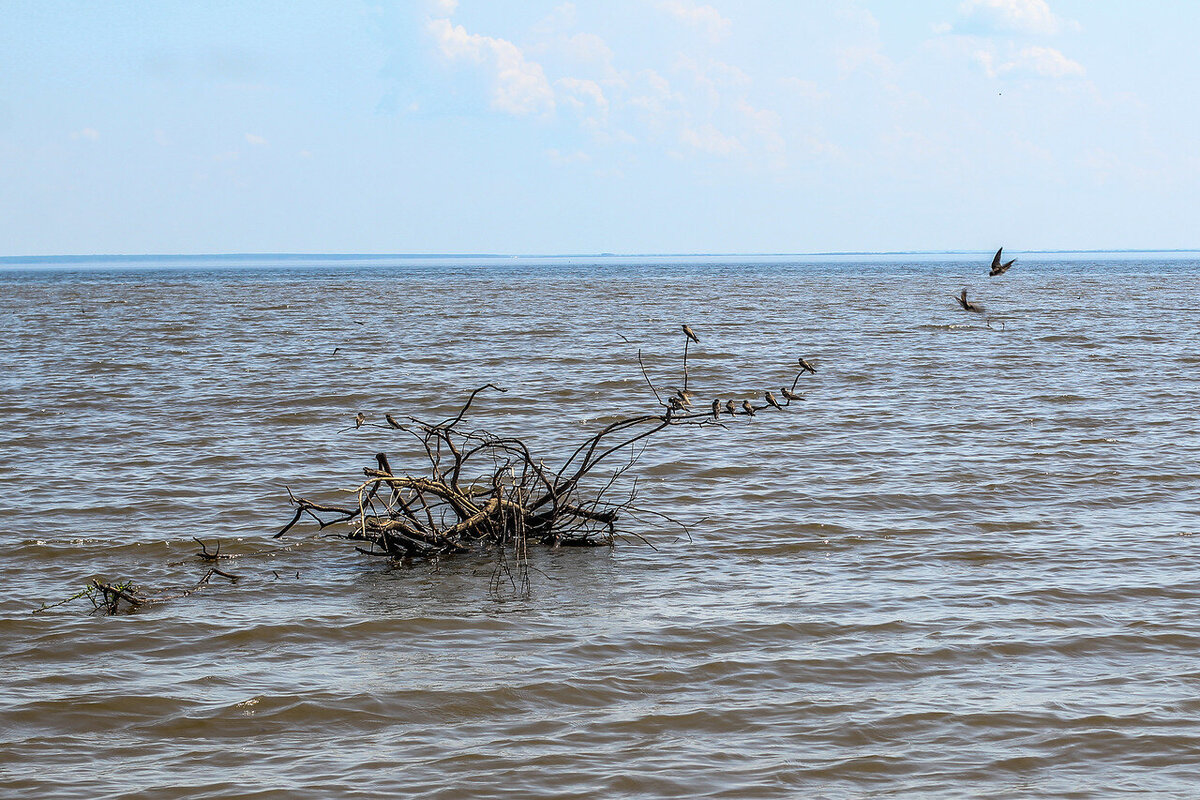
[431,0,458,16]
[957,0,1069,36]
[428,18,556,116]
[556,77,609,126]
[974,44,1084,78]
[680,122,741,156]
[658,0,731,43]
[547,148,591,166]
[245,133,267,145]
[71,127,100,141]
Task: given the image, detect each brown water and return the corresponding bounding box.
[3,254,1199,798]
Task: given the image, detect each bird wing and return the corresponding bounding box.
[991,247,1003,269]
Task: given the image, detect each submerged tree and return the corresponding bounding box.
[278,326,814,566]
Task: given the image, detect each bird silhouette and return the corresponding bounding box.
[725,399,737,417]
[682,324,699,344]
[711,399,721,420]
[957,289,984,313]
[741,400,756,416]
[781,387,803,402]
[989,247,1016,277]
[354,412,366,429]
[765,391,782,410]
[385,413,403,429]
[798,357,816,374]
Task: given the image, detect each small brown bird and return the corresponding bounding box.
[674,389,695,407]
[667,395,685,413]
[682,324,699,344]
[725,399,737,417]
[781,387,803,401]
[354,412,365,429]
[711,399,721,420]
[385,413,403,429]
[957,289,984,313]
[741,400,756,416]
[798,357,816,374]
[765,391,782,410]
[989,247,1016,277]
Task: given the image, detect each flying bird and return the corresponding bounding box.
[765,391,782,410]
[354,412,366,429]
[741,400,756,416]
[674,389,695,407]
[725,399,737,417]
[682,324,700,344]
[781,387,803,402]
[957,289,984,313]
[798,357,816,374]
[384,413,403,429]
[989,247,1016,277]
[711,399,721,420]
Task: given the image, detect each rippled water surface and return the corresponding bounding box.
[3,254,1200,798]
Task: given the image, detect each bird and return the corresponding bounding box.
[667,395,686,414]
[741,400,756,416]
[354,412,366,429]
[711,399,721,420]
[725,399,737,417]
[989,247,1016,277]
[798,357,816,374]
[674,389,695,407]
[781,387,803,402]
[765,391,782,410]
[385,413,403,429]
[682,324,699,344]
[957,289,984,313]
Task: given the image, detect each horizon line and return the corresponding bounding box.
[2,248,1199,263]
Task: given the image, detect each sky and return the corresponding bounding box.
[1,0,1197,255]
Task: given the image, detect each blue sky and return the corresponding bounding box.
[1,1,1196,255]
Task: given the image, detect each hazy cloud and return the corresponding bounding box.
[974,44,1084,78]
[245,133,267,146]
[658,0,731,43]
[71,127,100,141]
[956,0,1070,36]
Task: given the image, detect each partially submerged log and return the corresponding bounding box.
[280,328,815,561]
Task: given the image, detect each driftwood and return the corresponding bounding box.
[279,327,815,564]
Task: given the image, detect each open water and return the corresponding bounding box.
[2,253,1199,798]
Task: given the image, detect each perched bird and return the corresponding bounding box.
[674,389,695,407]
[989,247,1016,277]
[957,289,984,313]
[725,399,737,417]
[384,413,403,429]
[667,395,686,413]
[711,399,721,420]
[781,387,803,402]
[765,391,782,410]
[798,357,816,374]
[682,324,700,344]
[354,412,366,429]
[741,400,756,416]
